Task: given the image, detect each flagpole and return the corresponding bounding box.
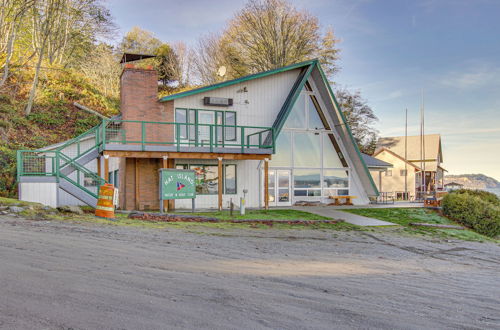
[405,108,408,199]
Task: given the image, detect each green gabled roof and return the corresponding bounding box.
[159,59,318,102]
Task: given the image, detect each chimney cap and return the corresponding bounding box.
[120,53,156,64]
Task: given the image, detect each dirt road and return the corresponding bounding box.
[1,216,499,329]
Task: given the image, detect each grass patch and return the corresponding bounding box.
[173,209,331,221]
[344,208,497,242]
[0,197,43,207]
[41,211,361,232]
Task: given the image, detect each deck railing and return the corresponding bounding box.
[100,119,275,153]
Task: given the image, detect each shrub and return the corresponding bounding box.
[450,189,500,205]
[442,192,500,237]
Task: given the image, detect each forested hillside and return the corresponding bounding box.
[0,0,379,198]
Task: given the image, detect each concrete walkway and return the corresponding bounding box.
[294,206,398,227]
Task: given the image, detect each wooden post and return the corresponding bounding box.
[135,158,139,210]
[162,155,175,212]
[264,158,269,210]
[218,157,223,211]
[97,156,101,178]
[103,155,109,182]
[162,155,168,169]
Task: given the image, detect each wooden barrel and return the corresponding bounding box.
[95,183,116,219]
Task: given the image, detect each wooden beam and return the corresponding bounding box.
[218,157,223,211]
[135,158,139,210]
[103,156,109,182]
[264,158,269,210]
[103,150,271,160]
[97,157,101,178]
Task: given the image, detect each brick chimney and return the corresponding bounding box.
[119,64,174,140]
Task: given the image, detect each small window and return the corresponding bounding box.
[385,170,392,177]
[224,164,237,194]
[400,170,407,176]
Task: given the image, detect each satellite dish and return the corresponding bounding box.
[217,66,227,77]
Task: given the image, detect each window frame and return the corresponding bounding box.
[175,163,237,195]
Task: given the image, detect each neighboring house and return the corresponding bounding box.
[362,153,393,193]
[17,58,379,209]
[372,134,446,200]
[444,182,463,191]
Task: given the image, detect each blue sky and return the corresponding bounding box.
[107,0,500,180]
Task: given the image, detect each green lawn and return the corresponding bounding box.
[344,208,497,242]
[174,209,331,221]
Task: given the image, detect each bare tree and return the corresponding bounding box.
[335,87,379,154]
[25,0,64,116]
[0,0,33,87]
[78,42,120,98]
[222,0,340,75]
[171,41,195,87]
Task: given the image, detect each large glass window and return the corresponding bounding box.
[175,109,188,139]
[323,169,349,188]
[270,131,292,167]
[224,164,237,194]
[308,96,326,130]
[225,112,236,141]
[190,165,218,195]
[293,169,321,197]
[176,164,237,195]
[293,132,321,167]
[323,134,346,168]
[284,93,306,129]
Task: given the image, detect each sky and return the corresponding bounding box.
[106,0,500,181]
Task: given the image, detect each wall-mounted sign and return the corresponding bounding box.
[203,96,233,107]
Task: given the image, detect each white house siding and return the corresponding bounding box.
[174,69,300,128]
[20,182,58,208]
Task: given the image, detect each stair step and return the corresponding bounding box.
[59,179,97,207]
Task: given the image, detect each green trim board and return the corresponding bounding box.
[271,63,315,137]
[314,63,379,196]
[159,59,318,102]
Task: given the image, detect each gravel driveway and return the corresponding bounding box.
[0,216,499,329]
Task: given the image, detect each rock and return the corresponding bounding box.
[57,205,84,215]
[9,206,25,213]
[0,206,9,211]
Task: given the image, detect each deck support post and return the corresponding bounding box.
[135,158,139,210]
[162,155,175,212]
[97,156,101,178]
[218,157,223,211]
[103,155,109,182]
[264,158,269,210]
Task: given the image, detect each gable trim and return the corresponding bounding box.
[159,59,317,102]
[373,147,421,169]
[315,64,379,196]
[271,63,315,136]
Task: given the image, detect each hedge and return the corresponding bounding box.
[442,192,500,237]
[449,189,500,205]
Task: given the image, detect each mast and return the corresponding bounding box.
[405,108,408,199]
[422,89,426,194]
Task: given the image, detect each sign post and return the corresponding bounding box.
[159,169,196,213]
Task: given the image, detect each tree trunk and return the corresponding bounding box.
[0,28,16,86]
[25,40,46,116]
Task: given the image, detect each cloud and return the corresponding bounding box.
[438,63,500,89]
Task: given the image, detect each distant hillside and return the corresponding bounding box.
[445,174,500,189]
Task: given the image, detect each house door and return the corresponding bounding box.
[268,170,291,206]
[198,111,215,146]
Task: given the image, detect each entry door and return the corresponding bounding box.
[268,170,291,206]
[198,111,215,145]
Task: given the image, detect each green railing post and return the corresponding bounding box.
[55,152,60,183]
[259,132,262,148]
[16,151,21,182]
[102,119,107,150]
[209,125,213,152]
[241,127,245,153]
[141,122,146,151]
[176,123,180,152]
